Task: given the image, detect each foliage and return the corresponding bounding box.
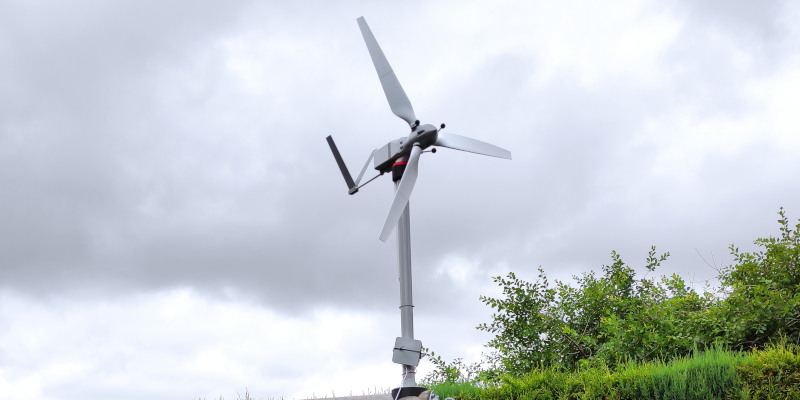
[430,344,800,400]
[615,345,743,400]
[427,381,486,400]
[421,348,501,387]
[422,349,474,385]
[423,208,800,398]
[495,346,744,400]
[736,340,800,399]
[476,246,715,374]
[707,208,800,351]
[471,208,800,377]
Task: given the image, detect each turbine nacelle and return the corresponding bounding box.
[372,123,438,175]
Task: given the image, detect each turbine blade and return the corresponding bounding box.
[379,145,422,242]
[357,16,417,127]
[434,133,512,160]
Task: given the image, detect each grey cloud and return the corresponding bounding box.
[1,0,799,318]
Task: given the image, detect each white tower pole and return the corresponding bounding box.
[395,180,416,387]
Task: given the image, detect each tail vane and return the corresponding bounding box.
[326,135,358,194]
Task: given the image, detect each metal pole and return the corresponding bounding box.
[395,180,416,387]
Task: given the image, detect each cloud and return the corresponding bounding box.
[0,289,402,399]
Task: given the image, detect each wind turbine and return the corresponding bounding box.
[326,16,511,396]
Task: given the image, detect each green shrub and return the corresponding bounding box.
[426,209,800,399]
[708,208,800,351]
[736,341,800,399]
[476,246,715,374]
[471,209,799,377]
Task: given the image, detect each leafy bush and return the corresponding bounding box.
[424,208,800,398]
[706,208,800,351]
[473,209,799,377]
[476,246,715,374]
[421,349,488,385]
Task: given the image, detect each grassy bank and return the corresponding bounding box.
[431,342,800,400]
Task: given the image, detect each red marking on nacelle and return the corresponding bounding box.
[393,160,408,167]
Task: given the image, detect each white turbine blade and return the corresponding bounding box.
[357,16,417,127]
[434,133,512,160]
[379,145,422,242]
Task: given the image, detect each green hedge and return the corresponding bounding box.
[736,342,800,400]
[432,343,800,400]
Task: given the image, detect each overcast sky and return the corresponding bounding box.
[1,1,799,399]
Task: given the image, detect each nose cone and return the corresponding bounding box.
[411,124,438,149]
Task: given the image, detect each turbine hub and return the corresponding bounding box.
[407,123,439,150]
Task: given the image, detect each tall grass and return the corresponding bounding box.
[615,346,744,400]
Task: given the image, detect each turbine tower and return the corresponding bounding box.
[326,16,511,397]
